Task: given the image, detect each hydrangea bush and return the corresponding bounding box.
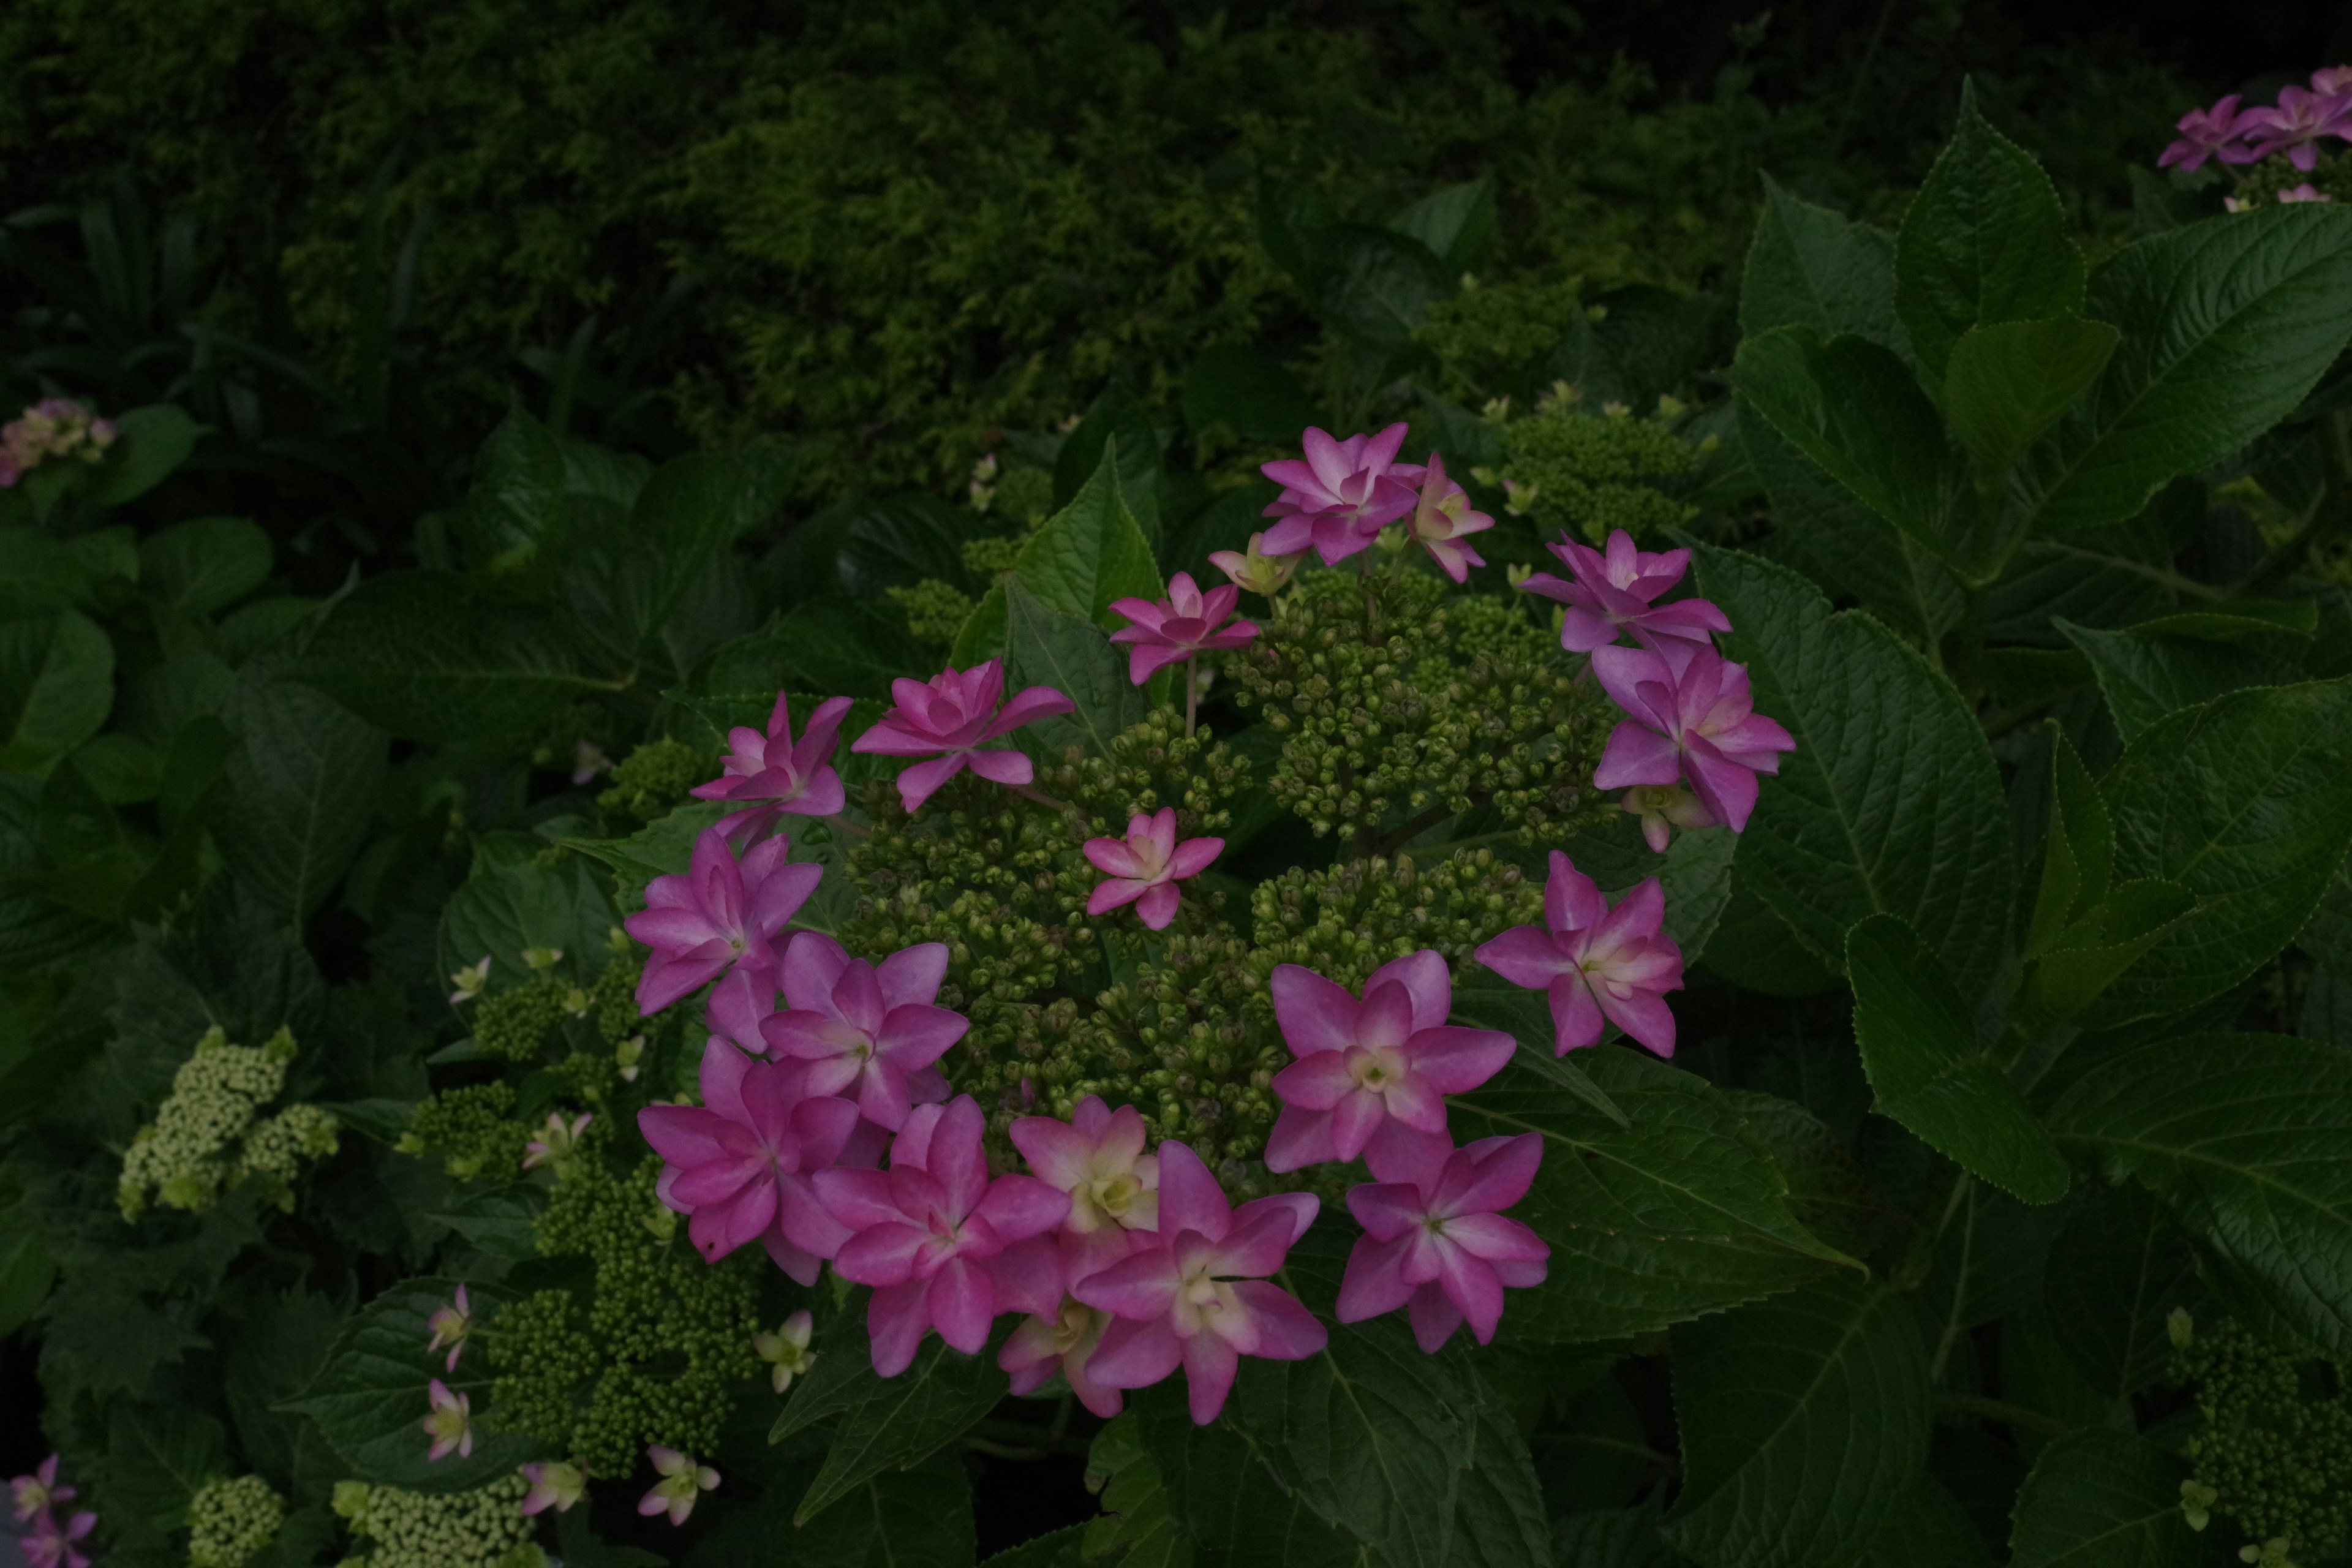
[10,83,2352,1568]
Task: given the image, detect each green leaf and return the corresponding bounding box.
[1862,1479,1997,1568]
[2025,725,2114,961]
[780,1325,1009,1525]
[793,1452,978,1568]
[1002,578,1154,762]
[553,801,725,889]
[1942,317,2120,486]
[1390,176,1498,274]
[139,516,274,617]
[1013,445,1163,630]
[283,1275,551,1490]
[703,597,930,706]
[2056,616,2311,744]
[1182,345,1324,446]
[949,579,1009,668]
[1448,1049,1854,1343]
[1740,175,1901,348]
[1849,913,2070,1204]
[225,1287,350,1502]
[107,1401,230,1532]
[2020,206,2352,537]
[1695,545,2014,1003]
[1660,1277,1931,1568]
[1732,329,1956,560]
[2041,1182,2202,1401]
[2007,1429,2206,1568]
[91,403,203,506]
[1894,85,2084,381]
[1313,224,1455,361]
[1448,976,1629,1126]
[2087,679,2352,1025]
[1055,383,1165,539]
[1082,1412,1195,1568]
[982,1524,1090,1567]
[1551,1507,1695,1566]
[213,668,390,923]
[0,1182,55,1337]
[2020,878,2198,1025]
[436,834,619,992]
[1127,1386,1360,1568]
[2049,1031,2352,1357]
[0,608,114,773]
[296,572,621,748]
[451,406,576,578]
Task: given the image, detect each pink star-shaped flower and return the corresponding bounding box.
[1259,424,1425,565]
[1107,573,1260,685]
[623,826,821,1014]
[1403,451,1494,583]
[1336,1132,1549,1351]
[758,932,967,1131]
[850,660,1074,813]
[1590,644,1796,834]
[1082,808,1223,931]
[1474,851,1684,1058]
[691,688,855,845]
[1517,528,1731,657]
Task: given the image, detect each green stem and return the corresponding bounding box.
[1185,653,1198,739]
[1934,1393,2072,1438]
[1534,1431,1681,1475]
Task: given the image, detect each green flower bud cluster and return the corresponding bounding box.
[1414,276,1591,403]
[187,1474,285,1568]
[398,1082,528,1182]
[473,976,575,1064]
[1500,405,1696,544]
[118,1027,339,1219]
[331,1476,538,1568]
[475,960,645,1109]
[1035,707,1248,844]
[1250,850,1542,987]
[597,737,709,824]
[888,578,982,649]
[2174,1315,2352,1555]
[983,466,1055,529]
[2231,149,2352,206]
[1441,593,1562,667]
[491,1153,762,1477]
[1227,568,1608,845]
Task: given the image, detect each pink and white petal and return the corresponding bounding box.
[1436,1247,1508,1344]
[1268,965,1363,1057]
[812,1167,902,1232]
[834,1220,933,1287]
[1208,1205,1308,1280]
[1547,974,1607,1055]
[789,772,846,817]
[1591,721,1683,793]
[1262,1104,1338,1173]
[986,687,1078,741]
[1544,852,1609,933]
[1065,1341,1127,1419]
[963,747,1036,788]
[1473,924,1575,990]
[976,1174,1072,1243]
[1589,646,1675,725]
[1444,1212,1551,1268]
[1179,1330,1243,1425]
[928,1258,998,1354]
[1406,1281,1467,1354]
[874,1004,970,1071]
[1593,877,1667,951]
[1084,837,1148,878]
[780,930,852,1012]
[1596,986,1678,1058]
[1232,1191,1320,1247]
[1088,877,1152,916]
[637,1104,733,1169]
[1402,1025,1517,1095]
[1441,1134,1544,1216]
[1167,837,1224,879]
[778,1175,854,1262]
[1376,1072,1448,1133]
[1073,1246,1183,1322]
[895,753,970,813]
[1127,643,1190,685]
[788,1095,864,1169]
[670,1155,764,1208]
[749,861,824,937]
[1346,1181,1433,1242]
[856,1063,918,1132]
[704,973,774,1058]
[692,1180,777,1263]
[1008,1114,1098,1193]
[636,949,734,1015]
[1134,881,1182,930]
[1363,1119,1454,1186]
[1226,1281,1328,1360]
[1364,949,1453,1033]
[1336,1232,1421,1322]
[987,1235,1068,1319]
[761,1228,823,1286]
[1325,1089,1389,1163]
[1269,1049,1361,1112]
[924,1097,992,1216]
[625,907,725,950]
[1088,1313,1185,1390]
[1152,1140,1232,1242]
[875,941,951,1008]
[1681,741,1760,833]
[867,1280,936,1377]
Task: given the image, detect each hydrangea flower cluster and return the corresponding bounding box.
[9,1456,96,1568]
[186,1475,285,1568]
[2160,68,2352,206]
[332,1477,536,1568]
[608,426,1788,1442]
[116,1026,340,1219]
[0,398,118,488]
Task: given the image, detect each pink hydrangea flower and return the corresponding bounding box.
[1259,424,1425,565]
[993,1229,1141,1417]
[639,1035,861,1280]
[1402,451,1493,584]
[1474,852,1685,1058]
[1336,1133,1549,1352]
[1264,951,1515,1174]
[2244,84,2352,170]
[1207,532,1305,598]
[1074,1140,1325,1424]
[1108,572,1260,685]
[423,1379,473,1461]
[813,1096,1068,1376]
[1620,781,1717,854]
[520,1461,586,1515]
[1082,809,1223,932]
[850,661,1075,813]
[20,1509,96,1568]
[691,689,856,844]
[10,1457,72,1525]
[759,932,966,1131]
[2158,94,2257,171]
[1591,644,1795,834]
[1011,1095,1160,1273]
[1517,529,1731,656]
[624,827,821,1014]
[426,1284,472,1373]
[2281,183,2334,203]
[639,1447,718,1526]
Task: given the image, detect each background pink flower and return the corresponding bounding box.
[1591,644,1795,834]
[1259,424,1425,564]
[1108,573,1259,685]
[1083,809,1223,931]
[1264,951,1514,1173]
[625,827,821,1014]
[1403,451,1493,583]
[1474,853,1684,1058]
[993,1229,1139,1417]
[1011,1095,1159,1272]
[692,688,855,843]
[1517,529,1730,656]
[850,661,1074,812]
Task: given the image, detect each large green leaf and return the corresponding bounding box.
[107,1402,230,1535]
[1551,1508,1694,1567]
[1732,330,1955,560]
[1894,86,2084,381]
[1002,578,1155,763]
[213,668,389,924]
[1449,1050,1853,1343]
[0,608,114,773]
[2056,617,2310,743]
[451,406,578,578]
[1942,317,2119,486]
[1014,445,1164,630]
[1183,345,1324,447]
[791,1451,979,1568]
[2019,205,2352,537]
[1056,383,1166,538]
[225,1287,350,1502]
[1129,1384,1363,1567]
[91,403,203,507]
[1695,546,2013,1003]
[2006,1429,2206,1568]
[296,572,622,747]
[435,834,618,993]
[2086,679,2352,1025]
[2049,1031,2352,1357]
[1849,913,2070,1204]
[772,1316,1008,1525]
[138,516,274,617]
[283,1276,551,1490]
[1660,1276,1932,1568]
[1740,176,1901,349]
[2041,1182,2202,1401]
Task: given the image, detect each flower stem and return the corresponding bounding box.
[1185,654,1198,739]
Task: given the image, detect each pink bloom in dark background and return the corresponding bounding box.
[1259,424,1424,565]
[1337,1133,1549,1351]
[625,828,820,1014]
[1109,573,1259,685]
[1083,809,1223,931]
[851,661,1074,812]
[761,933,965,1131]
[1591,644,1795,833]
[1475,853,1684,1058]
[692,689,854,844]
